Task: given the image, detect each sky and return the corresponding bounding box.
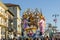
[1,0,60,31]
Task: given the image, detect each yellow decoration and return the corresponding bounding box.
[23,13,28,19]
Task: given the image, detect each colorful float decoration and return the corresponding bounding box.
[22,8,46,37]
[38,14,45,35]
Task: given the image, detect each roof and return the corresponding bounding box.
[5,3,21,10]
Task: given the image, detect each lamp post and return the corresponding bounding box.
[52,14,59,27]
[52,14,59,33]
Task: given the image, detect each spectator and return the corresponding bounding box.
[45,36,49,40]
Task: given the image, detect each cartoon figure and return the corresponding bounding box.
[27,30,33,37]
[38,14,45,36]
[22,13,28,30]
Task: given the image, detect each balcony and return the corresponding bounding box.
[0,12,8,19]
[0,22,7,27]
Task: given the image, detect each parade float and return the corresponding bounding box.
[22,8,46,39]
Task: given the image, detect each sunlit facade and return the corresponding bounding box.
[0,2,8,39]
[17,7,21,34]
[5,3,21,35]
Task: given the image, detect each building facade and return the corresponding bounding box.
[7,9,14,39]
[0,2,8,39]
[0,2,15,40]
[5,3,21,36]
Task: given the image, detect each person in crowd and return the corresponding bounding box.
[45,36,49,40]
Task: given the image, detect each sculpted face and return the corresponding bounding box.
[38,13,45,21]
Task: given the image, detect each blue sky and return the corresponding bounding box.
[2,0,60,31]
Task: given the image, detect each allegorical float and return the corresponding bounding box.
[22,8,46,38]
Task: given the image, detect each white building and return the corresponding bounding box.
[5,3,21,35]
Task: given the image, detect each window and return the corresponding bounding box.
[1,27,5,35]
[0,7,5,14]
[1,18,2,23]
[5,19,6,23]
[1,27,5,39]
[0,17,1,23]
[0,9,1,13]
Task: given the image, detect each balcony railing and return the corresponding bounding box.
[0,12,8,19]
[0,22,7,27]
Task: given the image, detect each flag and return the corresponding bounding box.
[53,18,57,23]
